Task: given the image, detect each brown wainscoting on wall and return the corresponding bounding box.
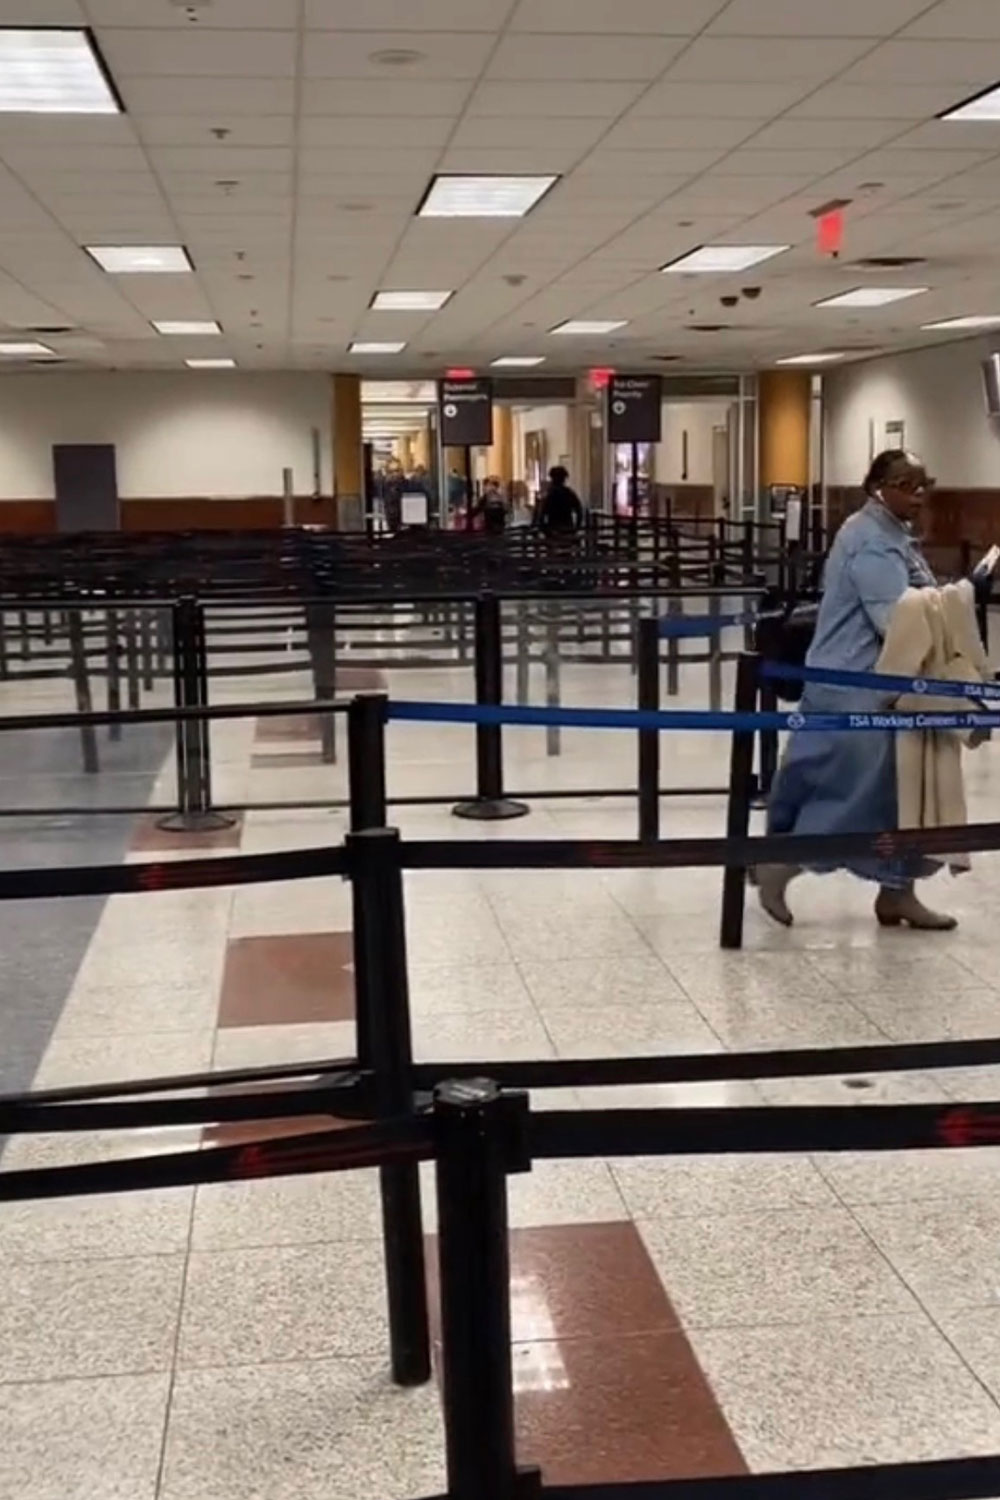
[0,501,56,534]
[826,485,999,572]
[121,495,337,531]
[0,496,337,534]
[652,484,716,520]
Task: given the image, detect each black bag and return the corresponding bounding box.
[753,588,819,704]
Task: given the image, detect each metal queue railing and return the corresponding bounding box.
[2,688,1000,1497]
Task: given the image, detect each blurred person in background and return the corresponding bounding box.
[537,465,583,538]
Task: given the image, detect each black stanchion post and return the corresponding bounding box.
[347,692,389,1072]
[305,603,337,765]
[106,608,122,742]
[720,652,760,950]
[140,608,154,692]
[453,594,529,822]
[434,1079,533,1500]
[348,827,431,1389]
[158,597,234,834]
[637,616,660,842]
[666,553,682,697]
[124,609,141,712]
[68,610,99,775]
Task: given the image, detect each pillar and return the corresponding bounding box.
[332,373,364,530]
[758,370,810,490]
[487,404,513,485]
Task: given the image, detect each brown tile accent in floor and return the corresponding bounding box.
[217,932,356,1028]
[131,811,245,853]
[254,712,328,743]
[253,671,385,743]
[427,1221,747,1488]
[250,749,330,770]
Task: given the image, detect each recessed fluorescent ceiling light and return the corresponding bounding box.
[419,175,558,219]
[940,83,1000,123]
[185,358,236,369]
[551,320,628,335]
[152,320,222,335]
[921,315,1000,331]
[491,356,545,367]
[776,352,846,365]
[0,29,121,114]
[88,245,193,274]
[662,245,789,274]
[370,290,452,311]
[816,287,928,308]
[0,341,54,356]
[350,341,407,354]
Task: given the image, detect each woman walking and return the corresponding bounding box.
[758,449,965,932]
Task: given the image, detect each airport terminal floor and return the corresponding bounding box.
[5,633,1000,1500]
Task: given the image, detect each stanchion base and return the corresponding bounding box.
[155,810,238,834]
[452,797,530,822]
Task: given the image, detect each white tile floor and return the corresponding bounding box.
[4,641,1000,1496]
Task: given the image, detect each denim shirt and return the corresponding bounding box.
[806,498,935,679]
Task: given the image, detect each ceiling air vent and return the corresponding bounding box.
[852,257,926,270]
[25,326,73,335]
[687,324,731,333]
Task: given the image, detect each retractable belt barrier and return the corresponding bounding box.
[762,659,1000,702]
[387,699,1000,735]
[658,610,758,638]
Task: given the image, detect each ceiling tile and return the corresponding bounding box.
[667,36,877,82]
[574,148,727,178]
[634,80,814,116]
[709,0,933,33]
[301,80,473,115]
[135,115,295,147]
[843,38,1000,83]
[437,146,588,173]
[469,81,646,116]
[299,146,441,174]
[99,29,298,77]
[903,1,1000,39]
[748,118,906,149]
[304,31,496,79]
[601,116,760,149]
[300,116,455,148]
[122,78,295,115]
[510,0,726,31]
[306,0,510,26]
[789,82,966,118]
[449,116,610,150]
[90,0,299,21]
[148,147,294,173]
[488,33,688,80]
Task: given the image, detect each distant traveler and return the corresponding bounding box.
[537,466,583,538]
[474,476,508,536]
[447,467,468,517]
[757,449,991,932]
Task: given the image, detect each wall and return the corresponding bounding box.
[653,399,731,519]
[510,404,571,486]
[0,371,333,531]
[655,401,731,485]
[824,338,1000,552]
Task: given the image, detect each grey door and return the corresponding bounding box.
[52,444,120,532]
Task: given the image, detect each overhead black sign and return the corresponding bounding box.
[439,378,493,447]
[607,375,662,444]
